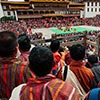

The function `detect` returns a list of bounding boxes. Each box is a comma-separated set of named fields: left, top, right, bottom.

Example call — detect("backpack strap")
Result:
left=63, top=65, right=68, bottom=81
left=88, top=88, right=100, bottom=100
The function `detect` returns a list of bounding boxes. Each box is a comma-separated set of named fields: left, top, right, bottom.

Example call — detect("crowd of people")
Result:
left=1, top=16, right=100, bottom=100
left=0, top=30, right=100, bottom=100
left=0, top=15, right=100, bottom=37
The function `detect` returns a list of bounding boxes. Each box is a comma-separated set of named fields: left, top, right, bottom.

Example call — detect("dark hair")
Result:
left=0, top=31, right=17, bottom=57
left=87, top=55, right=98, bottom=65
left=18, top=33, right=31, bottom=52
left=50, top=39, right=60, bottom=52
left=29, top=46, right=54, bottom=77
left=69, top=44, right=85, bottom=61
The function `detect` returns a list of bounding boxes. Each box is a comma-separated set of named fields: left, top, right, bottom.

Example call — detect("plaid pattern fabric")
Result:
left=70, top=60, right=94, bottom=93
left=20, top=74, right=82, bottom=100
left=0, top=57, right=32, bottom=98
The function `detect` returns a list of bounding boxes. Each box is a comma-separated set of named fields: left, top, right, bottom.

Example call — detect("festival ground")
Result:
left=33, top=25, right=100, bottom=39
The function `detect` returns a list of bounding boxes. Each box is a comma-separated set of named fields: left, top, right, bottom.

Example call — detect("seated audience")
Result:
left=10, top=46, right=82, bottom=100
left=0, top=31, right=32, bottom=99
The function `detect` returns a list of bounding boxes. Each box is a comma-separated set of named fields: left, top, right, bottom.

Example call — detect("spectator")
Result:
left=10, top=46, right=82, bottom=100
left=85, top=54, right=99, bottom=68
left=50, top=39, right=62, bottom=75
left=65, top=46, right=72, bottom=65
left=91, top=62, right=100, bottom=88
left=84, top=55, right=100, bottom=88
left=0, top=31, right=32, bottom=99
left=58, top=46, right=67, bottom=66
left=85, top=88, right=100, bottom=100
left=18, top=33, right=31, bottom=62
left=69, top=44, right=94, bottom=93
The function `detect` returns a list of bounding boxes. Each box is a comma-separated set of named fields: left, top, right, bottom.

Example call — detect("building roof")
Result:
left=69, top=2, right=84, bottom=5
left=29, top=0, right=69, bottom=3
left=81, top=0, right=100, bottom=2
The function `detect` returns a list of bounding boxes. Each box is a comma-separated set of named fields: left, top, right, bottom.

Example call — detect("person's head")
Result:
left=50, top=39, right=60, bottom=52
left=0, top=31, right=17, bottom=57
left=18, top=33, right=31, bottom=52
left=69, top=44, right=85, bottom=61
left=87, top=55, right=98, bottom=65
left=29, top=46, right=54, bottom=77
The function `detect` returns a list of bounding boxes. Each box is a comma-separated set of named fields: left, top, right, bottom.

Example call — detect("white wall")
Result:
left=80, top=10, right=84, bottom=18
left=84, top=2, right=100, bottom=18
left=0, top=3, right=4, bottom=18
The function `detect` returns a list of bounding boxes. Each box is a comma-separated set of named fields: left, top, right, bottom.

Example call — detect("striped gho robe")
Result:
left=20, top=74, right=82, bottom=100
left=0, top=57, right=32, bottom=98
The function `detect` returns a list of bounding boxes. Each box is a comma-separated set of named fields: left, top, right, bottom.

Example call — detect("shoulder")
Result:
left=85, top=88, right=100, bottom=100
left=50, top=79, right=81, bottom=99
left=83, top=66, right=94, bottom=77
left=92, top=66, right=100, bottom=71
left=48, top=78, right=77, bottom=94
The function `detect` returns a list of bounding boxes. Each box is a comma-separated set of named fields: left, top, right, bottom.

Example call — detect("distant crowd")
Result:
left=0, top=15, right=100, bottom=37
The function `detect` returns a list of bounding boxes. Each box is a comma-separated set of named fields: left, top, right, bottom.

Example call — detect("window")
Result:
left=91, top=8, right=93, bottom=12
left=87, top=2, right=89, bottom=6
left=91, top=2, right=93, bottom=6
left=95, top=2, right=97, bottom=6
left=95, top=8, right=97, bottom=12
left=13, top=11, right=15, bottom=15
left=8, top=11, right=10, bottom=15
left=87, top=8, right=89, bottom=12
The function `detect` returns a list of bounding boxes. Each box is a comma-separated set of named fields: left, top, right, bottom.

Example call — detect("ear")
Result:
left=13, top=46, right=19, bottom=57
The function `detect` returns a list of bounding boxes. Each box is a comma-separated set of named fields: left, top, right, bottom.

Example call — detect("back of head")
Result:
left=70, top=44, right=85, bottom=61
left=50, top=39, right=60, bottom=52
left=18, top=33, right=31, bottom=52
left=87, top=55, right=98, bottom=65
left=0, top=31, right=17, bottom=57
left=29, top=46, right=54, bottom=77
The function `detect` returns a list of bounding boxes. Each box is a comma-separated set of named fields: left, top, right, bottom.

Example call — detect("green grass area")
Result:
left=51, top=27, right=93, bottom=35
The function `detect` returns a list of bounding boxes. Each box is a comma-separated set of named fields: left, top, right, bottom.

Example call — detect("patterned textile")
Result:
left=52, top=52, right=62, bottom=75
left=56, top=65, right=86, bottom=100
left=0, top=57, right=32, bottom=98
left=70, top=60, right=94, bottom=93
left=52, top=52, right=61, bottom=70
left=65, top=52, right=72, bottom=65
left=20, top=74, right=82, bottom=100
left=19, top=51, right=30, bottom=62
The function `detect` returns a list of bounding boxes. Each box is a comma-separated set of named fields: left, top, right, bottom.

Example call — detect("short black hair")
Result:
left=29, top=46, right=54, bottom=77
left=18, top=33, right=31, bottom=52
left=50, top=39, right=60, bottom=52
left=0, top=31, right=17, bottom=57
left=70, top=44, right=85, bottom=61
left=87, top=55, right=98, bottom=65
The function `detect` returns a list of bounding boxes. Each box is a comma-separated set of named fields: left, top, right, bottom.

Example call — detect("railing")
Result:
left=31, top=32, right=100, bottom=55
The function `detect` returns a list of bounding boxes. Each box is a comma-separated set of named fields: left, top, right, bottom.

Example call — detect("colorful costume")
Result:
left=0, top=57, right=32, bottom=98
left=70, top=60, right=94, bottom=93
